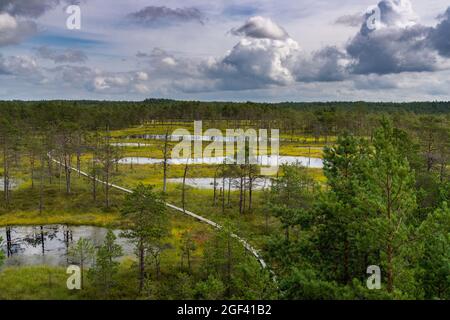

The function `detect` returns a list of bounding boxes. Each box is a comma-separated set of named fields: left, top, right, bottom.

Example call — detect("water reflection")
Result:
left=0, top=225, right=133, bottom=267
left=110, top=142, right=151, bottom=147
left=167, top=177, right=272, bottom=190
left=126, top=134, right=280, bottom=142
left=0, top=178, right=19, bottom=191
left=118, top=155, right=324, bottom=168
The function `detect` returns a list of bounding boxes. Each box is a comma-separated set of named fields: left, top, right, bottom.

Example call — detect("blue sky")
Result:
left=1, top=0, right=450, bottom=101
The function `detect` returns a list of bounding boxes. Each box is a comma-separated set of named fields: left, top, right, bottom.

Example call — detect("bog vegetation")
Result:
left=0, top=100, right=448, bottom=300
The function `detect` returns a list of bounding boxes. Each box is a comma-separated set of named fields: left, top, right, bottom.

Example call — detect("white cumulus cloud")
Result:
left=230, top=16, right=289, bottom=40
left=0, top=12, right=36, bottom=46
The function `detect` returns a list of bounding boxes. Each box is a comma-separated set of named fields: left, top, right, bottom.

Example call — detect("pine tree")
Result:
left=121, top=183, right=169, bottom=292
left=268, top=164, right=316, bottom=242
left=316, top=133, right=369, bottom=283
left=202, top=223, right=245, bottom=298
left=360, top=120, right=417, bottom=293
left=89, top=230, right=123, bottom=295
left=180, top=231, right=196, bottom=274
left=419, top=202, right=450, bottom=299
left=68, top=238, right=95, bottom=290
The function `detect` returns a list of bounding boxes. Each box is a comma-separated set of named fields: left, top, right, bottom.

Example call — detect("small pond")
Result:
left=0, top=178, right=20, bottom=191
left=125, top=134, right=280, bottom=142
left=0, top=225, right=134, bottom=267
left=167, top=177, right=272, bottom=190
left=118, top=156, right=323, bottom=168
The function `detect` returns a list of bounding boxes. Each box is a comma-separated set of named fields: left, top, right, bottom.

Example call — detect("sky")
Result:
left=0, top=0, right=450, bottom=102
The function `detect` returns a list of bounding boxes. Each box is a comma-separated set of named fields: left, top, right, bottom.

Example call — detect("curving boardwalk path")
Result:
left=48, top=154, right=272, bottom=275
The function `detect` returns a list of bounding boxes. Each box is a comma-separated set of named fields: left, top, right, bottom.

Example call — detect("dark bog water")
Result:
left=0, top=178, right=20, bottom=191
left=0, top=225, right=134, bottom=267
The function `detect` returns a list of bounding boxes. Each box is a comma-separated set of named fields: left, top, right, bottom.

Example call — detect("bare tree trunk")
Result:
left=47, top=158, right=53, bottom=184
left=242, top=176, right=246, bottom=213
left=227, top=177, right=231, bottom=206
left=3, top=142, right=10, bottom=206
left=6, top=227, right=12, bottom=257
left=213, top=170, right=218, bottom=206
left=40, top=226, right=45, bottom=255
left=76, top=134, right=81, bottom=178
left=92, top=152, right=97, bottom=202
left=182, top=160, right=188, bottom=211
left=39, top=154, right=45, bottom=214
left=248, top=168, right=254, bottom=211
left=77, top=151, right=81, bottom=178
left=162, top=131, right=169, bottom=193
left=64, top=153, right=71, bottom=194
left=58, top=156, right=62, bottom=192
left=104, top=128, right=111, bottom=208
left=239, top=175, right=244, bottom=214
left=222, top=174, right=225, bottom=214
left=105, top=164, right=110, bottom=208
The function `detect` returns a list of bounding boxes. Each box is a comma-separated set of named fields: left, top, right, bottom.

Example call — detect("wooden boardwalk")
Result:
left=49, top=154, right=272, bottom=275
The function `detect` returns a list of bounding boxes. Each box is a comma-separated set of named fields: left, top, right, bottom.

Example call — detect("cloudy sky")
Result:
left=1, top=0, right=450, bottom=102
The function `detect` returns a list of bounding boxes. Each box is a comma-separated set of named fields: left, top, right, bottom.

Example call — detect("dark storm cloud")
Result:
left=298, top=2, right=450, bottom=81
left=338, top=1, right=450, bottom=77
left=127, top=6, right=205, bottom=26
left=346, top=25, right=437, bottom=75
left=296, top=46, right=349, bottom=82
left=428, top=7, right=450, bottom=57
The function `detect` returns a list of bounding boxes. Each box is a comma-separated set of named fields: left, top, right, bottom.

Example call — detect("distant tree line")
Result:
left=0, top=99, right=448, bottom=147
